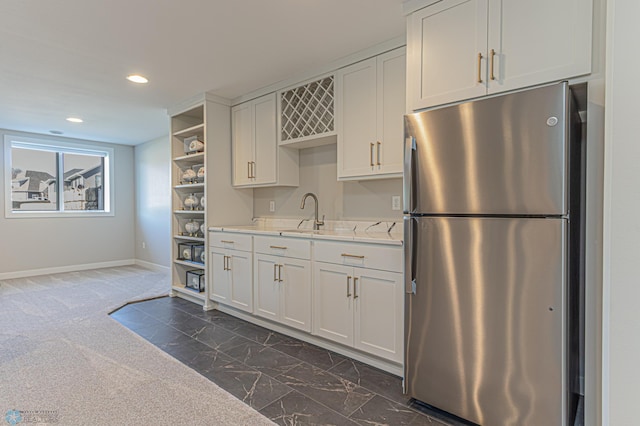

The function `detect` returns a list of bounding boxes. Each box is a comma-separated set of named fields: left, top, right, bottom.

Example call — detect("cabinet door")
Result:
left=209, top=249, right=231, bottom=304
left=228, top=250, right=253, bottom=313
left=253, top=93, right=277, bottom=185
left=280, top=258, right=311, bottom=332
left=232, top=102, right=254, bottom=186
left=254, top=254, right=280, bottom=321
left=337, top=57, right=377, bottom=179
left=487, top=0, right=592, bottom=95
left=376, top=48, right=406, bottom=176
left=312, top=262, right=354, bottom=346
left=353, top=268, right=403, bottom=363
left=407, top=0, right=488, bottom=110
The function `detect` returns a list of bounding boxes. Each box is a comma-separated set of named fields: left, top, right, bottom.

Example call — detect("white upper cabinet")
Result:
left=232, top=93, right=299, bottom=188
left=487, top=0, right=593, bottom=95
left=407, top=0, right=488, bottom=111
left=232, top=101, right=254, bottom=186
left=407, top=0, right=592, bottom=110
left=337, top=47, right=406, bottom=180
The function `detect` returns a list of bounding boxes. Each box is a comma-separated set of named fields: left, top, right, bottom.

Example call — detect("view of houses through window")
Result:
left=8, top=139, right=110, bottom=214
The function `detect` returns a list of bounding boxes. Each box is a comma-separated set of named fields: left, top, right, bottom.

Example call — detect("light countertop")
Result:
left=209, top=218, right=403, bottom=246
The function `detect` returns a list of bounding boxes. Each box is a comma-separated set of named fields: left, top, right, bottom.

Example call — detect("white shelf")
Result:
left=173, top=209, right=205, bottom=215
left=174, top=259, right=206, bottom=269
left=174, top=235, right=205, bottom=242
left=174, top=183, right=205, bottom=190
left=173, top=123, right=205, bottom=138
left=173, top=152, right=205, bottom=165
left=171, top=284, right=206, bottom=300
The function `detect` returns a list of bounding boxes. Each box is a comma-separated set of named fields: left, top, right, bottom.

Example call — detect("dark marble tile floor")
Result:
left=110, top=296, right=469, bottom=426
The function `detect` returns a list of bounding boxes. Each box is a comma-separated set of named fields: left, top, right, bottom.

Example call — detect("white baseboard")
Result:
left=0, top=259, right=136, bottom=280
left=134, top=259, right=170, bottom=273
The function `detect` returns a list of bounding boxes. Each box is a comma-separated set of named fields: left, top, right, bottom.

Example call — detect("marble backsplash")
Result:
left=250, top=217, right=403, bottom=237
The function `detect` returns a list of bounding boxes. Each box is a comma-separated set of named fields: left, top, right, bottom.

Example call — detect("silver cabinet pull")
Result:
left=353, top=277, right=359, bottom=299
left=251, top=161, right=256, bottom=179
left=370, top=143, right=374, bottom=167
left=341, top=253, right=365, bottom=259
left=347, top=276, right=352, bottom=297
left=273, top=263, right=283, bottom=282
left=223, top=255, right=230, bottom=271
left=376, top=141, right=381, bottom=166
left=477, top=52, right=483, bottom=83
left=490, top=48, right=496, bottom=81
left=270, top=245, right=287, bottom=250
left=247, top=162, right=251, bottom=179
left=220, top=240, right=234, bottom=244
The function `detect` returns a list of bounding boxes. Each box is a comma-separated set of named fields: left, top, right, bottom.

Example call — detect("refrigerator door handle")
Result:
left=403, top=136, right=417, bottom=214
left=404, top=217, right=417, bottom=294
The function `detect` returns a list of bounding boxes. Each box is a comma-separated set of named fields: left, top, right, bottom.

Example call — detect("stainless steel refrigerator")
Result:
left=403, top=82, right=584, bottom=426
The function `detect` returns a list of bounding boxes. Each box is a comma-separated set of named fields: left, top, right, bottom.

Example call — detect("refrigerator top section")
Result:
left=404, top=82, right=569, bottom=216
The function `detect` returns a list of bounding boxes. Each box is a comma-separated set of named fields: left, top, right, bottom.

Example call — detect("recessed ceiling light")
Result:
left=49, top=130, right=64, bottom=135
left=66, top=117, right=83, bottom=123
left=126, top=74, right=149, bottom=84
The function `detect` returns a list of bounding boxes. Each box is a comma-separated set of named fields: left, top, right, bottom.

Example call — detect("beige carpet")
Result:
left=0, top=265, right=274, bottom=426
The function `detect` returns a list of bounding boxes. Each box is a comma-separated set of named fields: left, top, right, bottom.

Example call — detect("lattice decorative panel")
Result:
left=280, top=76, right=334, bottom=142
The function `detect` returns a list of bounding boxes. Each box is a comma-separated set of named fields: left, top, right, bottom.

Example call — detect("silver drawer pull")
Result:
left=341, top=253, right=365, bottom=259
left=220, top=240, right=234, bottom=244
left=270, top=245, right=287, bottom=250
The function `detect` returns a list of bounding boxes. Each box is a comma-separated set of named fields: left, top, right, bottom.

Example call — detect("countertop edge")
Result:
left=209, top=226, right=403, bottom=246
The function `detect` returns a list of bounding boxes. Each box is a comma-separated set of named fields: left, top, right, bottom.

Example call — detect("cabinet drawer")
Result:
left=254, top=235, right=311, bottom=260
left=314, top=240, right=402, bottom=273
left=209, top=232, right=252, bottom=252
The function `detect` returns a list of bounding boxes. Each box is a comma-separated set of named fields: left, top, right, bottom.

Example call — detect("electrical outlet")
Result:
left=142, top=242, right=146, bottom=249
left=269, top=200, right=276, bottom=212
left=392, top=195, right=401, bottom=211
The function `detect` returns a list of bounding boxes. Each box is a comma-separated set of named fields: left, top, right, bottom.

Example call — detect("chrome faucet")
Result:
left=300, top=192, right=324, bottom=230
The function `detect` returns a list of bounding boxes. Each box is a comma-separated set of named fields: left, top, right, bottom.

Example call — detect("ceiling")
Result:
left=0, top=1, right=406, bottom=146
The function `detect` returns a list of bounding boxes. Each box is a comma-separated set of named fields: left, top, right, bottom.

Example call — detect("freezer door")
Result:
left=404, top=216, right=566, bottom=426
left=404, top=82, right=569, bottom=215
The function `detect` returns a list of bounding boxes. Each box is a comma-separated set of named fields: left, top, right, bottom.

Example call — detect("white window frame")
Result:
left=4, top=134, right=115, bottom=218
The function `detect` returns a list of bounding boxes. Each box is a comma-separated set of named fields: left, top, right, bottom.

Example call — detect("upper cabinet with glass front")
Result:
left=406, top=0, right=593, bottom=110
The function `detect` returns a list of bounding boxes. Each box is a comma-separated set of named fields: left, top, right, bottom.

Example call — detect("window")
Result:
left=4, top=135, right=113, bottom=217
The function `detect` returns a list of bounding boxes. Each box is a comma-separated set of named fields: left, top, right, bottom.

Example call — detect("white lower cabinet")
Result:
left=253, top=236, right=312, bottom=332
left=209, top=233, right=253, bottom=313
left=210, top=231, right=403, bottom=365
left=312, top=242, right=403, bottom=363
left=313, top=263, right=354, bottom=346
left=254, top=254, right=311, bottom=332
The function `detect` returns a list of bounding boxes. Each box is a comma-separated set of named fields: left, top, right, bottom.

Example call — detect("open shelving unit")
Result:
left=168, top=93, right=254, bottom=309
left=170, top=104, right=207, bottom=303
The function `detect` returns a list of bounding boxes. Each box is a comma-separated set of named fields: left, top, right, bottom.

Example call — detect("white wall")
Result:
left=0, top=129, right=135, bottom=277
left=602, top=0, right=640, bottom=424
left=254, top=144, right=403, bottom=221
left=134, top=135, right=170, bottom=269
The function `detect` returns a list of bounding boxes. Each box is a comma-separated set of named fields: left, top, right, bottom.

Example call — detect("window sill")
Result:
left=5, top=210, right=114, bottom=219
